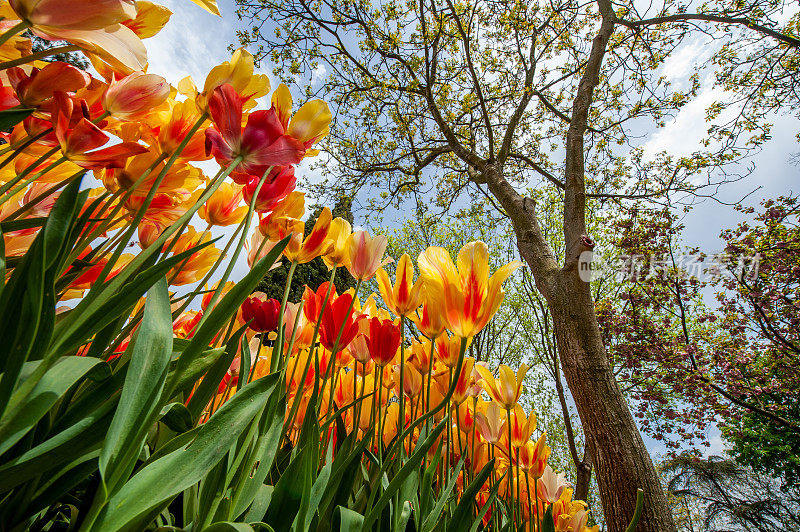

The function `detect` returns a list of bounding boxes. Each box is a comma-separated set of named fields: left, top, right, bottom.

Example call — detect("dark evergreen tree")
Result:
left=255, top=196, right=356, bottom=301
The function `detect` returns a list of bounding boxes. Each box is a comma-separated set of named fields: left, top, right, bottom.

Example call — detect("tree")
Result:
left=255, top=196, right=357, bottom=301
left=663, top=454, right=800, bottom=532
left=235, top=0, right=799, bottom=528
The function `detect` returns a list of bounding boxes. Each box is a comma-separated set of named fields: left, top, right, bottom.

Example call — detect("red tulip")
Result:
left=319, top=292, right=363, bottom=351
left=204, top=83, right=305, bottom=177
left=241, top=293, right=281, bottom=332
left=367, top=317, right=401, bottom=367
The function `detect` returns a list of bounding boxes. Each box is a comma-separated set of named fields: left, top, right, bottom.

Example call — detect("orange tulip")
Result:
left=376, top=253, right=424, bottom=317
left=259, top=190, right=305, bottom=237
left=393, top=362, right=422, bottom=399
left=122, top=1, right=171, bottom=38
left=103, top=71, right=170, bottom=120
left=9, top=0, right=147, bottom=73
left=167, top=227, right=220, bottom=285
left=346, top=230, right=391, bottom=281
left=157, top=98, right=210, bottom=161
left=435, top=333, right=470, bottom=368
left=417, top=241, right=521, bottom=338
left=198, top=182, right=247, bottom=226
left=435, top=356, right=475, bottom=405
left=475, top=363, right=529, bottom=410
left=7, top=62, right=90, bottom=108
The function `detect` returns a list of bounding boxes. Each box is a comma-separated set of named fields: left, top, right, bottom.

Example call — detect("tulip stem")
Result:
left=398, top=315, right=406, bottom=462
left=198, top=165, right=272, bottom=331
left=0, top=21, right=28, bottom=47
left=321, top=278, right=361, bottom=421
left=91, top=113, right=211, bottom=288
left=506, top=407, right=515, bottom=528
left=271, top=260, right=298, bottom=373
left=525, top=469, right=534, bottom=532
left=281, top=268, right=336, bottom=443
left=0, top=44, right=81, bottom=70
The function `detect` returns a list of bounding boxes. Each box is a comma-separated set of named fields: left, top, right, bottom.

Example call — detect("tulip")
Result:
left=474, top=401, right=506, bottom=444
left=259, top=190, right=305, bottom=236
left=172, top=310, right=202, bottom=339
left=157, top=98, right=210, bottom=161
left=9, top=0, right=136, bottom=30
left=435, top=356, right=475, bottom=405
left=346, top=230, right=391, bottom=281
left=435, top=333, right=470, bottom=368
left=412, top=301, right=446, bottom=339
left=349, top=334, right=371, bottom=364
left=200, top=48, right=269, bottom=104
left=198, top=182, right=247, bottom=226
left=507, top=404, right=537, bottom=448
left=204, top=84, right=305, bottom=175
left=241, top=293, right=281, bottom=332
left=475, top=363, right=529, bottom=410
left=270, top=83, right=331, bottom=153
left=393, top=362, right=422, bottom=399
left=7, top=62, right=90, bottom=108
left=245, top=230, right=279, bottom=268
left=537, top=465, right=569, bottom=503
left=103, top=71, right=170, bottom=120
left=319, top=292, right=363, bottom=351
left=9, top=0, right=147, bottom=73
left=166, top=227, right=220, bottom=285
left=321, top=216, right=352, bottom=269
left=366, top=316, right=401, bottom=367
left=302, top=282, right=334, bottom=324
left=519, top=433, right=550, bottom=478
left=122, top=0, right=171, bottom=38
left=241, top=165, right=297, bottom=213
left=418, top=241, right=522, bottom=338
left=281, top=207, right=334, bottom=264
left=53, top=92, right=147, bottom=169
left=376, top=253, right=424, bottom=317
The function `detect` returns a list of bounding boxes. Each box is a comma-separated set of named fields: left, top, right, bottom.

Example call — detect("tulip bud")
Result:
left=103, top=71, right=170, bottom=120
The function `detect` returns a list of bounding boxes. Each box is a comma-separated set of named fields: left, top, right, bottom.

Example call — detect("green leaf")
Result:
left=0, top=176, right=82, bottom=418
left=361, top=419, right=446, bottom=531
left=98, top=277, right=173, bottom=497
left=88, top=373, right=281, bottom=532
left=448, top=458, right=496, bottom=532
left=186, top=326, right=245, bottom=421
left=166, top=346, right=226, bottom=398
left=0, top=108, right=34, bottom=130
left=0, top=355, right=101, bottom=456
left=0, top=217, right=47, bottom=233
left=420, top=456, right=463, bottom=532
left=333, top=506, right=364, bottom=532
left=159, top=402, right=193, bottom=433
left=202, top=523, right=256, bottom=532
left=169, top=236, right=288, bottom=392
left=262, top=442, right=312, bottom=532
left=541, top=505, right=555, bottom=532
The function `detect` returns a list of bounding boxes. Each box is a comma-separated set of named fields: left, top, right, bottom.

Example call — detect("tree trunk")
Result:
left=574, top=452, right=593, bottom=502
left=482, top=166, right=677, bottom=530
left=549, top=271, right=676, bottom=531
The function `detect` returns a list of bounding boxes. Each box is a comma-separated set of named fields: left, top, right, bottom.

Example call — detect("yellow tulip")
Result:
left=475, top=363, right=529, bottom=410
left=376, top=253, right=424, bottom=317
left=418, top=241, right=521, bottom=338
